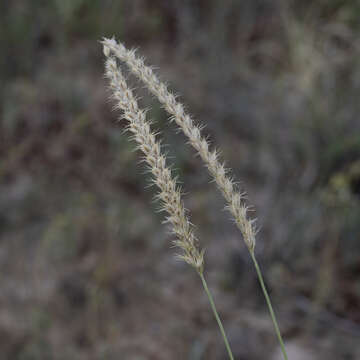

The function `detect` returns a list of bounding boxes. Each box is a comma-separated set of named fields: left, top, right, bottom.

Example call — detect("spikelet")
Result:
left=104, top=53, right=204, bottom=273
left=102, top=37, right=256, bottom=252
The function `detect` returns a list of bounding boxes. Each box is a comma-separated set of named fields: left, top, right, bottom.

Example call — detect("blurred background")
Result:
left=1, top=1, right=360, bottom=359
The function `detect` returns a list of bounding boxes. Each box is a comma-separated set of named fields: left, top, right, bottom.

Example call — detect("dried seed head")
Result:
left=102, top=37, right=257, bottom=253
left=104, top=54, right=204, bottom=272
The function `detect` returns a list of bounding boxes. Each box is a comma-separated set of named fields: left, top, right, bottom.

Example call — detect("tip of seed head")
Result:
left=102, top=37, right=117, bottom=57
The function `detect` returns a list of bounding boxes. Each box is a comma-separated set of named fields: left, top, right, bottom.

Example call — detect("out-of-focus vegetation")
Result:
left=0, top=1, right=360, bottom=359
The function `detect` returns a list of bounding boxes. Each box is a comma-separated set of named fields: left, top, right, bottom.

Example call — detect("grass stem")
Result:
left=199, top=272, right=234, bottom=360
left=250, top=251, right=288, bottom=360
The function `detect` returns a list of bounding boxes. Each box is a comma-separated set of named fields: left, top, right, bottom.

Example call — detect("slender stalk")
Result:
left=250, top=251, right=288, bottom=360
left=199, top=272, right=234, bottom=360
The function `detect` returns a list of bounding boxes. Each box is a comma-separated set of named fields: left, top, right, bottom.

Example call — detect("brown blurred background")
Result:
left=1, top=1, right=360, bottom=359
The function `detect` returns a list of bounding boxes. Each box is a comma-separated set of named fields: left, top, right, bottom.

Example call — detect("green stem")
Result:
left=250, top=251, right=288, bottom=360
left=199, top=272, right=234, bottom=360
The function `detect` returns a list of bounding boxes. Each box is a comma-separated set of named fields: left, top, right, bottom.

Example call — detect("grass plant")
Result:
left=103, top=38, right=288, bottom=360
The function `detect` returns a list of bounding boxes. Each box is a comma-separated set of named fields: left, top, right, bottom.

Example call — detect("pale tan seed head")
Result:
left=102, top=38, right=256, bottom=252
left=104, top=52, right=204, bottom=272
